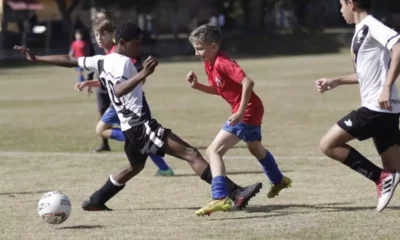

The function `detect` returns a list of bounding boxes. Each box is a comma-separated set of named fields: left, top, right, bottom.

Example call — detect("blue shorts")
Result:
left=76, top=67, right=84, bottom=72
left=101, top=106, right=120, bottom=125
left=222, top=122, right=262, bottom=142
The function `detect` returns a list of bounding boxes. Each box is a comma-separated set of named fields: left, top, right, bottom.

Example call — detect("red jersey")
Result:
left=204, top=52, right=264, bottom=126
left=106, top=45, right=137, bottom=64
left=70, top=40, right=87, bottom=58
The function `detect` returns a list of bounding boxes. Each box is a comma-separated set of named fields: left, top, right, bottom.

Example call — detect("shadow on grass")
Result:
left=58, top=225, right=105, bottom=230
left=0, top=190, right=49, bottom=196
left=245, top=202, right=400, bottom=214
left=173, top=170, right=292, bottom=177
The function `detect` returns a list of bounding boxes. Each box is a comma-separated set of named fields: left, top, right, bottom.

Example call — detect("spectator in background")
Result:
left=69, top=29, right=88, bottom=83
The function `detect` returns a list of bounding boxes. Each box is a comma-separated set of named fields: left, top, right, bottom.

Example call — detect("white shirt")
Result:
left=78, top=53, right=152, bottom=131
left=351, top=15, right=400, bottom=113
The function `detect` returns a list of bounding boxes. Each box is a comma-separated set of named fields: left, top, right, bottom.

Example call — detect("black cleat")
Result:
left=231, top=182, right=263, bottom=210
left=82, top=198, right=112, bottom=211
left=93, top=143, right=111, bottom=153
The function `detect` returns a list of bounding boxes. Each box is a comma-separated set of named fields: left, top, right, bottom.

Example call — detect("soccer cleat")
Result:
left=155, top=168, right=175, bottom=177
left=81, top=198, right=112, bottom=211
left=267, top=176, right=292, bottom=198
left=376, top=171, right=400, bottom=212
left=231, top=182, right=263, bottom=209
left=93, top=143, right=111, bottom=153
left=195, top=197, right=232, bottom=216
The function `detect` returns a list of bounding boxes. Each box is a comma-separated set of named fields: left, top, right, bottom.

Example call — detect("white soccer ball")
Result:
left=38, top=191, right=71, bottom=224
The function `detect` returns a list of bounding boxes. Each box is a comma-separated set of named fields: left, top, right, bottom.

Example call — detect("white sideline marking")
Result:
left=0, top=151, right=381, bottom=160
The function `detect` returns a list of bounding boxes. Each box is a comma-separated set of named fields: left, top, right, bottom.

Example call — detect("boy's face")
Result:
left=75, top=32, right=82, bottom=40
left=340, top=0, right=355, bottom=24
left=119, top=36, right=142, bottom=59
left=192, top=41, right=218, bottom=62
left=94, top=30, right=114, bottom=49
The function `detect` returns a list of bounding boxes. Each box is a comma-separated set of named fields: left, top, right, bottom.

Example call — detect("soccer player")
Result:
left=14, top=21, right=262, bottom=212
left=315, top=0, right=400, bottom=212
left=186, top=24, right=292, bottom=216
left=69, top=29, right=87, bottom=83
left=77, top=19, right=174, bottom=176
left=89, top=9, right=112, bottom=153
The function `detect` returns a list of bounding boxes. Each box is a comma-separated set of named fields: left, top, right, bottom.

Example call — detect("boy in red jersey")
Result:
left=69, top=29, right=88, bottom=83
left=186, top=24, right=292, bottom=216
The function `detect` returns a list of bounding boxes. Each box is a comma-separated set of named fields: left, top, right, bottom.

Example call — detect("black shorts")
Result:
left=96, top=88, right=110, bottom=115
left=123, top=119, right=171, bottom=166
left=337, top=107, right=400, bottom=154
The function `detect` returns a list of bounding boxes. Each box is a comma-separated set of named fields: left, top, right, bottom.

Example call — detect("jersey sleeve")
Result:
left=77, top=55, right=103, bottom=72
left=370, top=23, right=400, bottom=51
left=112, top=58, right=136, bottom=85
left=216, top=59, right=246, bottom=83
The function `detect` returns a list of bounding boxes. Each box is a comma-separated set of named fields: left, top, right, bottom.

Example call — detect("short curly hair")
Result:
left=114, top=21, right=143, bottom=43
left=189, top=24, right=222, bottom=45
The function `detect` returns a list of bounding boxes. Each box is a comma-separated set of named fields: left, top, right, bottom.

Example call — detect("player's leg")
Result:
left=160, top=125, right=262, bottom=212
left=93, top=89, right=111, bottom=152
left=196, top=130, right=241, bottom=216
left=372, top=116, right=400, bottom=212
left=320, top=108, right=399, bottom=212
left=76, top=67, right=85, bottom=83
left=82, top=129, right=147, bottom=211
left=97, top=107, right=125, bottom=141
left=151, top=155, right=174, bottom=176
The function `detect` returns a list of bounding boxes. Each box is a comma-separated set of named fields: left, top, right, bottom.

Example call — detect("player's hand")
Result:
left=228, top=112, right=244, bottom=126
left=379, top=86, right=392, bottom=111
left=13, top=45, right=37, bottom=61
left=143, top=56, right=158, bottom=76
left=315, top=78, right=338, bottom=94
left=74, top=82, right=87, bottom=92
left=186, top=71, right=199, bottom=88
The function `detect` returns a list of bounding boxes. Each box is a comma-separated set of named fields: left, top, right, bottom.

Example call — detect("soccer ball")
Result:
left=38, top=191, right=71, bottom=224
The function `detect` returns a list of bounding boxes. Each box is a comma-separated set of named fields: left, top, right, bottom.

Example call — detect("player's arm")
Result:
left=380, top=42, right=400, bottom=110
left=370, top=24, right=400, bottom=110
left=315, top=74, right=358, bottom=94
left=332, top=74, right=358, bottom=85
left=36, top=55, right=78, bottom=68
left=114, top=57, right=158, bottom=98
left=79, top=80, right=101, bottom=88
left=14, top=45, right=78, bottom=68
left=186, top=71, right=219, bottom=95
left=237, top=76, right=254, bottom=115
left=75, top=80, right=101, bottom=93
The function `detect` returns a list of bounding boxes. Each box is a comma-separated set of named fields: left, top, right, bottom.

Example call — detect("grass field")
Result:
left=1, top=53, right=400, bottom=240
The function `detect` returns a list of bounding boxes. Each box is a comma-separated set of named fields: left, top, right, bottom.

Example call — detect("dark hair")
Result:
left=346, top=0, right=371, bottom=11
left=93, top=19, right=115, bottom=33
left=74, top=29, right=83, bottom=35
left=189, top=24, right=222, bottom=45
left=114, top=21, right=143, bottom=43
left=96, top=8, right=112, bottom=20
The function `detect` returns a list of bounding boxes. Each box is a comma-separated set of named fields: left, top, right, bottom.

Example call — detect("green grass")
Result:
left=0, top=53, right=399, bottom=240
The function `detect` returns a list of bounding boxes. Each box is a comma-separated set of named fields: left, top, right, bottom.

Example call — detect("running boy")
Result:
left=315, top=0, right=400, bottom=212
left=186, top=24, right=292, bottom=216
left=77, top=19, right=174, bottom=176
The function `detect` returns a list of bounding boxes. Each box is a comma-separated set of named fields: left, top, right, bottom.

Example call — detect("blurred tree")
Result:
left=54, top=0, right=82, bottom=43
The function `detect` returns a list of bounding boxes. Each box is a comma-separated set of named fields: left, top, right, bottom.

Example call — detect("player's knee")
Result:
left=95, top=122, right=104, bottom=136
left=206, top=145, right=222, bottom=159
left=319, top=137, right=334, bottom=157
left=185, top=147, right=203, bottom=162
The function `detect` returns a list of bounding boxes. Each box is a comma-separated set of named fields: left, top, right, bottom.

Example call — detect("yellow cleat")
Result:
left=195, top=197, right=232, bottom=216
left=267, top=176, right=292, bottom=198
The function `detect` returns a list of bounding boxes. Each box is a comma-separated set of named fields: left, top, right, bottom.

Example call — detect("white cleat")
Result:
left=376, top=171, right=400, bottom=212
